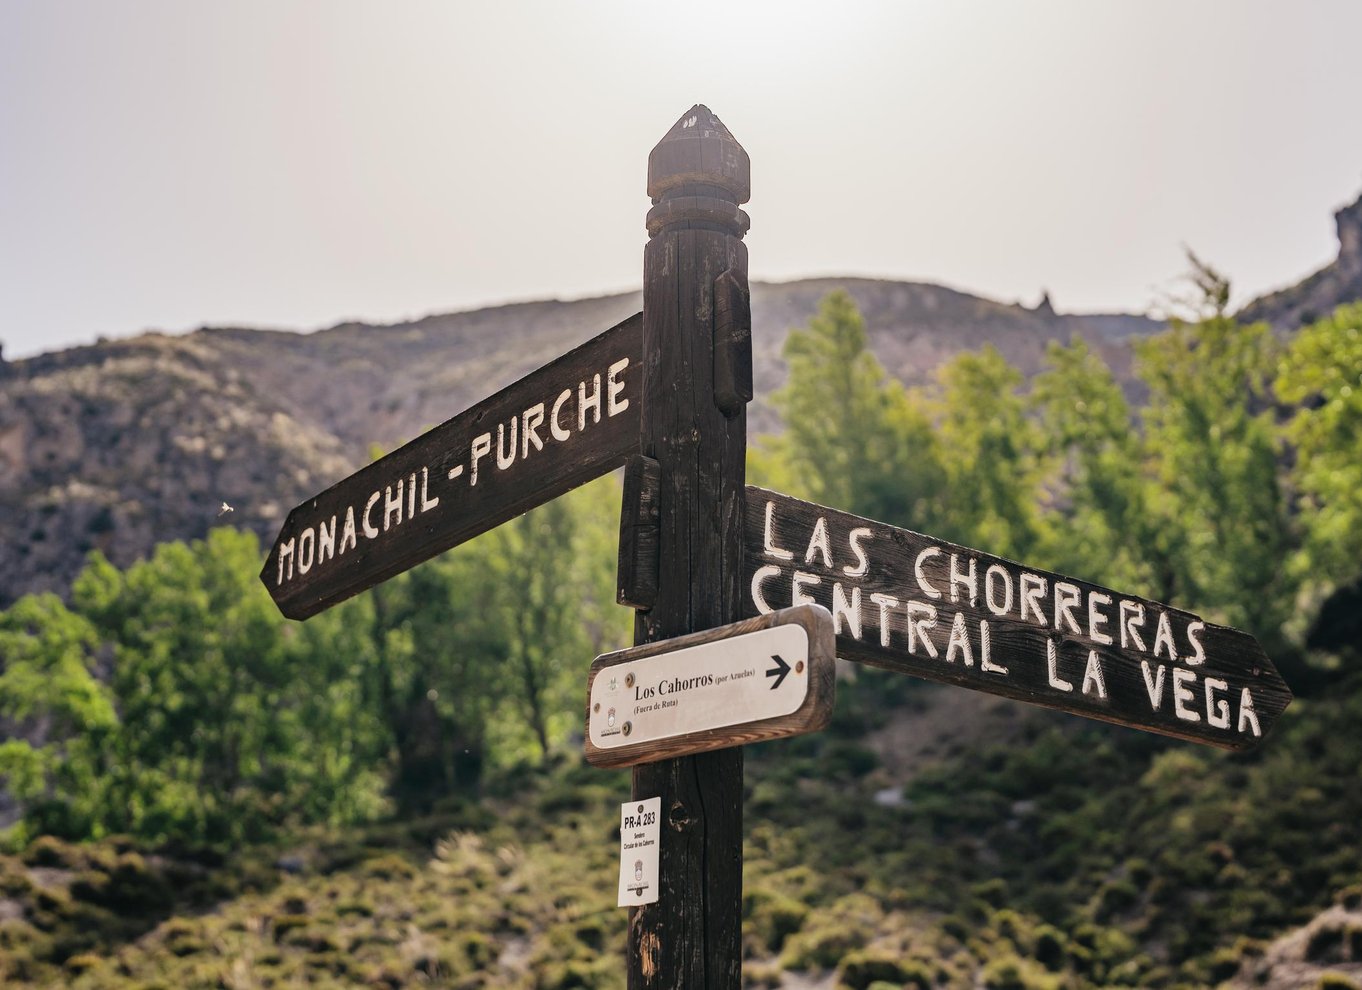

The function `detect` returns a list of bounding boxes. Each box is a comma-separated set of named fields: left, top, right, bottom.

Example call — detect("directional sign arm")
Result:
left=585, top=605, right=835, bottom=769
left=260, top=313, right=643, bottom=620
left=743, top=486, right=1292, bottom=749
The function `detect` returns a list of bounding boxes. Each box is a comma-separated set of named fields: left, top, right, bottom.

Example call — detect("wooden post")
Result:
left=629, top=106, right=751, bottom=989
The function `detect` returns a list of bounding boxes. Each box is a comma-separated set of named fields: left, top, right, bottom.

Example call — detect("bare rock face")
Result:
left=12, top=175, right=1362, bottom=614
left=0, top=278, right=1166, bottom=607
left=0, top=334, right=351, bottom=602
left=1341, top=195, right=1362, bottom=275
left=1228, top=899, right=1362, bottom=989
left=1238, top=189, right=1362, bottom=331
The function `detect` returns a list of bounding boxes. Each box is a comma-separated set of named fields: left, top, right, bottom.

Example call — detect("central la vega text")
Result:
left=748, top=500, right=1262, bottom=738
left=274, top=356, right=631, bottom=587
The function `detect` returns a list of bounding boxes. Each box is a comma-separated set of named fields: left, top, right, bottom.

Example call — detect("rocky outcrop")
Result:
left=0, top=278, right=1166, bottom=607
left=1229, top=897, right=1362, bottom=989
left=0, top=334, right=351, bottom=602
left=1238, top=190, right=1362, bottom=330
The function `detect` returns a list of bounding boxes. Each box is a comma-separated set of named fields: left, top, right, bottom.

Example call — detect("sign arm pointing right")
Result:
left=766, top=654, right=791, bottom=690
left=743, top=486, right=1291, bottom=750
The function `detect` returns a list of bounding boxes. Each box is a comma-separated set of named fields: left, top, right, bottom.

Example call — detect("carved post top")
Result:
left=646, top=105, right=751, bottom=239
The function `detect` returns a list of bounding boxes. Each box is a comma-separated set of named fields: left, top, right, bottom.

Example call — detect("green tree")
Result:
left=933, top=346, right=1048, bottom=562
left=358, top=546, right=504, bottom=809
left=1135, top=300, right=1295, bottom=648
left=351, top=475, right=628, bottom=808
left=64, top=528, right=384, bottom=843
left=488, top=479, right=629, bottom=759
left=1030, top=337, right=1154, bottom=591
left=767, top=289, right=946, bottom=530
left=0, top=594, right=115, bottom=842
left=1275, top=302, right=1362, bottom=667
left=1276, top=301, right=1362, bottom=588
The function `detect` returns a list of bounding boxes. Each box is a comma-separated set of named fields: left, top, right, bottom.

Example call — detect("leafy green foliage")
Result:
left=933, top=345, right=1048, bottom=560
left=1029, top=337, right=1152, bottom=592
left=1276, top=302, right=1362, bottom=588
left=0, top=478, right=626, bottom=844
left=767, top=289, right=947, bottom=531
left=1135, top=312, right=1295, bottom=645
left=1, top=283, right=1359, bottom=988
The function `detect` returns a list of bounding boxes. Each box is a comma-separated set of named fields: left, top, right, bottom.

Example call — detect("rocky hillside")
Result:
left=1238, top=189, right=1362, bottom=330
left=0, top=334, right=352, bottom=603
left=2, top=185, right=1359, bottom=607
left=0, top=280, right=1163, bottom=607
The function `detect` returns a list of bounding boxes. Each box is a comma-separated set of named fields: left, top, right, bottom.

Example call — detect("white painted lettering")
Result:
left=1082, top=650, right=1107, bottom=699
left=750, top=565, right=780, bottom=614
left=1141, top=661, right=1166, bottom=710
left=363, top=492, right=381, bottom=539
left=1088, top=592, right=1113, bottom=645
left=804, top=517, right=832, bottom=567
left=831, top=582, right=862, bottom=640
left=1153, top=611, right=1177, bottom=661
left=406, top=472, right=416, bottom=521
left=297, top=527, right=315, bottom=574
left=1120, top=600, right=1147, bottom=652
left=945, top=611, right=974, bottom=666
left=762, top=501, right=794, bottom=561
left=383, top=480, right=404, bottom=532
left=1172, top=668, right=1200, bottom=722
left=792, top=571, right=821, bottom=607
left=317, top=516, right=336, bottom=565
left=1186, top=620, right=1206, bottom=666
left=607, top=358, right=630, bottom=416
left=980, top=620, right=1007, bottom=675
left=522, top=403, right=545, bottom=458
left=985, top=564, right=1013, bottom=617
left=1047, top=639, right=1074, bottom=692
left=276, top=537, right=295, bottom=586
left=1054, top=582, right=1082, bottom=635
left=470, top=433, right=493, bottom=485
left=340, top=506, right=358, bottom=554
left=949, top=554, right=978, bottom=607
left=1205, top=677, right=1230, bottom=729
left=578, top=374, right=602, bottom=431
left=550, top=389, right=572, bottom=441
left=419, top=467, right=439, bottom=512
left=497, top=419, right=518, bottom=470
left=915, top=547, right=943, bottom=600
left=1238, top=689, right=1261, bottom=737
left=844, top=528, right=871, bottom=577
left=870, top=592, right=899, bottom=647
left=1020, top=573, right=1048, bottom=625
left=905, top=601, right=939, bottom=658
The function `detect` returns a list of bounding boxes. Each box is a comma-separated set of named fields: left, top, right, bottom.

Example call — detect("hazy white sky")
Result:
left=3, top=1, right=1361, bottom=358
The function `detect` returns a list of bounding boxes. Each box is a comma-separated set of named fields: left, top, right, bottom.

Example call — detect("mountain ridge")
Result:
left=2, top=188, right=1359, bottom=607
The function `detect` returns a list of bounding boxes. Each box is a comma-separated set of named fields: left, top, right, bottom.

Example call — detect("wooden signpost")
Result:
left=585, top=604, right=835, bottom=769
left=260, top=104, right=1292, bottom=990
left=743, top=487, right=1292, bottom=748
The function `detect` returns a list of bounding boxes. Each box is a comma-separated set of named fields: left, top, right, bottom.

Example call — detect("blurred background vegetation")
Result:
left=0, top=273, right=1360, bottom=988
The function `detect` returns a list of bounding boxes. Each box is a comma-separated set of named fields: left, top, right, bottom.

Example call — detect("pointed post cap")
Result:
left=648, top=105, right=750, bottom=204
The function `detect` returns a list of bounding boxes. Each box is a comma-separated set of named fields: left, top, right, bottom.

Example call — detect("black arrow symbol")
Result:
left=766, top=654, right=791, bottom=690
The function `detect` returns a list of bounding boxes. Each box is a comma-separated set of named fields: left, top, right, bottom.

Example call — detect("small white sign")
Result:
left=590, top=622, right=810, bottom=750
left=618, top=797, right=661, bottom=907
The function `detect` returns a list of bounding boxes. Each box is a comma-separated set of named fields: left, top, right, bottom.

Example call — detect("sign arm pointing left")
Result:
left=261, top=312, right=643, bottom=620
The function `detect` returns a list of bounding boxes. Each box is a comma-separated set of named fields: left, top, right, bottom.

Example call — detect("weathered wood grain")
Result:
left=260, top=313, right=642, bottom=620
left=584, top=605, right=835, bottom=768
left=629, top=105, right=751, bottom=990
left=617, top=455, right=662, bottom=610
left=743, top=486, right=1292, bottom=750
left=712, top=267, right=752, bottom=417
